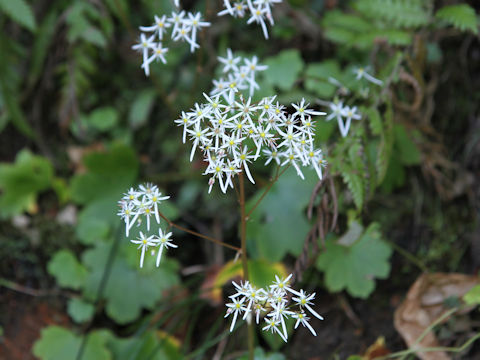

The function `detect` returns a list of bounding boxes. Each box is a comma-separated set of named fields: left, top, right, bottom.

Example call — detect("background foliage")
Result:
left=1, top=0, right=479, bottom=359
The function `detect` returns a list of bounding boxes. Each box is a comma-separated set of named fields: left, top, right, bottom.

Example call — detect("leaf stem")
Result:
left=238, top=171, right=254, bottom=360
left=158, top=211, right=240, bottom=252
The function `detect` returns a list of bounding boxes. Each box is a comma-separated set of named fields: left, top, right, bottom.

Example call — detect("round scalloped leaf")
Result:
left=47, top=250, right=87, bottom=290
left=67, top=298, right=95, bottom=323
left=33, top=326, right=111, bottom=360
left=317, top=223, right=392, bottom=298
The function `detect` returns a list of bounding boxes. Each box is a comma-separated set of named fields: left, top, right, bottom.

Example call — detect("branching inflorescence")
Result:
left=324, top=67, right=383, bottom=137
left=132, top=2, right=210, bottom=75
left=175, top=50, right=327, bottom=193
left=225, top=274, right=324, bottom=341
left=218, top=0, right=283, bottom=39
left=117, top=183, right=176, bottom=268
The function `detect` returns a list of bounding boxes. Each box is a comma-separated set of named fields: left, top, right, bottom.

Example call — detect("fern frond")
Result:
left=341, top=168, right=364, bottom=210
left=354, top=0, right=432, bottom=28
left=435, top=4, right=478, bottom=34
left=376, top=104, right=394, bottom=184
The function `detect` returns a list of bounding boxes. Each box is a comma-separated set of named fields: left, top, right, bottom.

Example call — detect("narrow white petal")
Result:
left=156, top=245, right=164, bottom=267
left=140, top=246, right=146, bottom=268
left=230, top=310, right=238, bottom=332
left=305, top=319, right=317, bottom=336
left=305, top=304, right=324, bottom=320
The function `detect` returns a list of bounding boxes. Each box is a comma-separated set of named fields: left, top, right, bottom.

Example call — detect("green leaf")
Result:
left=86, top=107, right=119, bottom=132
left=47, top=250, right=87, bottom=290
left=67, top=298, right=95, bottom=323
left=129, top=89, right=156, bottom=129
left=33, top=326, right=111, bottom=360
left=246, top=167, right=318, bottom=262
left=317, top=223, right=392, bottom=298
left=0, top=78, right=35, bottom=138
left=376, top=103, right=394, bottom=184
left=70, top=144, right=138, bottom=243
left=263, top=49, right=304, bottom=91
left=436, top=4, right=478, bottom=34
left=107, top=330, right=182, bottom=360
left=0, top=0, right=36, bottom=31
left=341, top=169, right=364, bottom=210
left=354, top=0, right=431, bottom=28
left=82, top=242, right=179, bottom=324
left=237, top=347, right=286, bottom=360
left=304, top=60, right=342, bottom=98
left=28, top=10, right=58, bottom=86
left=0, top=150, right=53, bottom=218
left=394, top=124, right=421, bottom=165
left=214, top=259, right=287, bottom=295
left=464, top=285, right=480, bottom=306
left=365, top=107, right=383, bottom=136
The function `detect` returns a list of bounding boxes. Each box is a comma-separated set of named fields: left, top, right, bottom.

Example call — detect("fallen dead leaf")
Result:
left=364, top=336, right=390, bottom=359
left=394, top=273, right=478, bottom=360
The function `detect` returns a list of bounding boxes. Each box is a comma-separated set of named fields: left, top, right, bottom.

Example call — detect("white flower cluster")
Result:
left=324, top=67, right=382, bottom=137
left=325, top=101, right=362, bottom=138
left=218, top=0, right=282, bottom=39
left=225, top=274, right=324, bottom=341
left=174, top=93, right=327, bottom=193
left=212, top=49, right=268, bottom=100
left=117, top=183, right=176, bottom=268
left=132, top=8, right=210, bottom=76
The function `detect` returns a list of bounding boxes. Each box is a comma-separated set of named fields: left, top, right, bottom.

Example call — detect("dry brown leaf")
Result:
left=364, top=336, right=391, bottom=359
left=394, top=273, right=478, bottom=360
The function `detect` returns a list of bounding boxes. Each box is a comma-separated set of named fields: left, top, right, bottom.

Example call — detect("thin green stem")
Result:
left=239, top=171, right=249, bottom=280
left=158, top=211, right=240, bottom=252
left=245, top=165, right=290, bottom=219
left=386, top=239, right=429, bottom=273
left=238, top=171, right=254, bottom=360
left=376, top=332, right=480, bottom=360
left=398, top=307, right=459, bottom=360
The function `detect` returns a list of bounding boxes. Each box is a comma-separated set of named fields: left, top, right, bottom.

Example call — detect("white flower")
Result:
left=143, top=43, right=169, bottom=70
left=185, top=12, right=211, bottom=53
left=292, top=289, right=324, bottom=320
left=340, top=106, right=361, bottom=137
left=268, top=300, right=295, bottom=339
left=246, top=4, right=269, bottom=39
left=130, top=232, right=156, bottom=268
left=292, top=312, right=317, bottom=336
left=354, top=67, right=383, bottom=86
left=146, top=188, right=170, bottom=224
left=262, top=318, right=287, bottom=342
left=218, top=48, right=242, bottom=73
left=140, top=15, right=171, bottom=40
left=131, top=33, right=156, bottom=76
left=270, top=274, right=300, bottom=295
left=225, top=297, right=247, bottom=332
left=224, top=274, right=323, bottom=341
left=153, top=228, right=176, bottom=266
left=118, top=201, right=135, bottom=236
left=292, top=98, right=326, bottom=121
left=133, top=9, right=209, bottom=75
